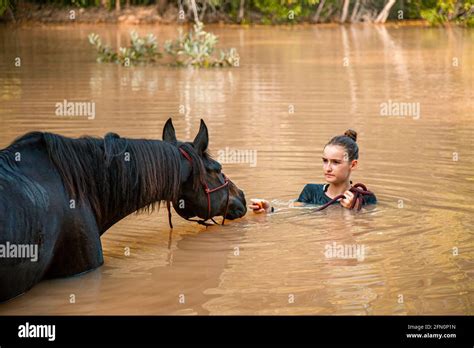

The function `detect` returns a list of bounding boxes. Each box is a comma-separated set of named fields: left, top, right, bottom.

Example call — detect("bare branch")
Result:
left=312, top=0, right=326, bottom=23
left=375, top=0, right=396, bottom=23
left=340, top=0, right=350, bottom=23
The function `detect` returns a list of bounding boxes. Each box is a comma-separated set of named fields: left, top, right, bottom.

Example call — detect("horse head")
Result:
left=162, top=118, right=247, bottom=224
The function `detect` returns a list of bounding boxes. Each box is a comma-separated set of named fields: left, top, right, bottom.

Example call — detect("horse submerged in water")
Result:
left=0, top=118, right=247, bottom=302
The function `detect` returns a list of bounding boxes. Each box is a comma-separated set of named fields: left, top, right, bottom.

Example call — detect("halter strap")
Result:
left=167, top=146, right=230, bottom=228
left=178, top=147, right=192, bottom=163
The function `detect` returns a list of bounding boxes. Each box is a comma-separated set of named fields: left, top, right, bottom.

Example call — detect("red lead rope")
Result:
left=315, top=183, right=374, bottom=212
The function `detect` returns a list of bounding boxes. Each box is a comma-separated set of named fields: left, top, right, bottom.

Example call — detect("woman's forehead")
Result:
left=323, top=145, right=346, bottom=159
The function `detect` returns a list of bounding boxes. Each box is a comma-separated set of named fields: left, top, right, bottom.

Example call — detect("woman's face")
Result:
left=322, top=145, right=358, bottom=184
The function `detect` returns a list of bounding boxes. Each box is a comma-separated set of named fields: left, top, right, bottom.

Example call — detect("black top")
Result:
left=296, top=184, right=377, bottom=206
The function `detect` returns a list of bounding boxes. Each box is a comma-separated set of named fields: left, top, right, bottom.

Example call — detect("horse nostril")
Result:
left=239, top=190, right=246, bottom=204
left=237, top=202, right=247, bottom=215
left=226, top=197, right=247, bottom=219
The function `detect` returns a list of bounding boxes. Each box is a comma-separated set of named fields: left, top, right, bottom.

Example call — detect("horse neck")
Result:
left=42, top=133, right=182, bottom=234
left=98, top=138, right=183, bottom=233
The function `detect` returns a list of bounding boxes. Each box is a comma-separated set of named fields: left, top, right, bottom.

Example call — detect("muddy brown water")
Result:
left=0, top=24, right=472, bottom=314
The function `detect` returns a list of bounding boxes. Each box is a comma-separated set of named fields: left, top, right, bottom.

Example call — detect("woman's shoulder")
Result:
left=297, top=183, right=330, bottom=204
left=301, top=183, right=326, bottom=193
left=363, top=191, right=377, bottom=204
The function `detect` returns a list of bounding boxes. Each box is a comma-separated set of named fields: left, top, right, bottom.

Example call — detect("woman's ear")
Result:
left=350, top=160, right=358, bottom=170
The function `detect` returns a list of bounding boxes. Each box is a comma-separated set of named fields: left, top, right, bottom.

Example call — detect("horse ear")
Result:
left=104, top=132, right=120, bottom=140
left=193, top=119, right=208, bottom=153
left=103, top=132, right=121, bottom=166
left=162, top=118, right=177, bottom=144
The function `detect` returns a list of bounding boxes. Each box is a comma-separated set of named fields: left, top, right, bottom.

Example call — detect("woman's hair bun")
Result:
left=344, top=129, right=357, bottom=142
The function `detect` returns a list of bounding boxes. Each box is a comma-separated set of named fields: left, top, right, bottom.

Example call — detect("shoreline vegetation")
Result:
left=85, top=1, right=240, bottom=67
left=1, top=0, right=473, bottom=27
left=88, top=22, right=240, bottom=66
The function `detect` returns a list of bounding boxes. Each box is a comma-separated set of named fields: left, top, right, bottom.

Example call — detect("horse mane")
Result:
left=0, top=132, right=50, bottom=239
left=5, top=132, right=208, bottom=224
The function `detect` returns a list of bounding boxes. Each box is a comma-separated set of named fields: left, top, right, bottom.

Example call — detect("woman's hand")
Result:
left=339, top=190, right=355, bottom=209
left=249, top=199, right=271, bottom=213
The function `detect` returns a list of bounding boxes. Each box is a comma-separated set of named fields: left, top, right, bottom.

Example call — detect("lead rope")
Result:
left=315, top=183, right=374, bottom=212
left=167, top=202, right=210, bottom=229
left=166, top=200, right=173, bottom=229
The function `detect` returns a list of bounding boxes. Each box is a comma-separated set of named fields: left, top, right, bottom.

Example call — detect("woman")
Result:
left=249, top=129, right=377, bottom=213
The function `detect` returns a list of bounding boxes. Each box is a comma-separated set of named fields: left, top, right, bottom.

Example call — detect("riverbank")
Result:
left=2, top=3, right=179, bottom=24
left=0, top=2, right=437, bottom=27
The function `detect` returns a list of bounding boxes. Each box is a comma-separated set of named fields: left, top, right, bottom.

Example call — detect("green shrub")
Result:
left=88, top=31, right=161, bottom=65
left=420, top=0, right=474, bottom=26
left=251, top=0, right=319, bottom=23
left=0, top=0, right=12, bottom=16
left=163, top=22, right=239, bottom=67
left=89, top=24, right=239, bottom=67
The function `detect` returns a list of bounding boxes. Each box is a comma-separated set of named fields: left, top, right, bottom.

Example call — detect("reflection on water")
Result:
left=0, top=24, right=472, bottom=314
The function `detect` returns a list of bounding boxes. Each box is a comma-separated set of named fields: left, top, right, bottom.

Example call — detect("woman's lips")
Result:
left=325, top=174, right=335, bottom=177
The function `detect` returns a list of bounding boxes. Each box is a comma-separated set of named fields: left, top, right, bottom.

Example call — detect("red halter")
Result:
left=166, top=147, right=230, bottom=228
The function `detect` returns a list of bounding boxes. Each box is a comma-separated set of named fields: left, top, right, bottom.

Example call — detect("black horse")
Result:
left=0, top=118, right=246, bottom=302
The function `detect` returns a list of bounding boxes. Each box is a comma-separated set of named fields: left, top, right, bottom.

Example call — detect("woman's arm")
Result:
left=249, top=199, right=306, bottom=213
left=249, top=199, right=273, bottom=213
left=249, top=184, right=315, bottom=213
